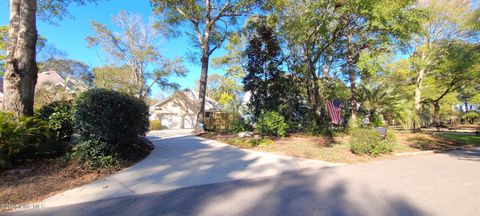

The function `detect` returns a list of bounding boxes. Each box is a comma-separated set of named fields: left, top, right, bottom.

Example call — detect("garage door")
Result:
left=161, top=114, right=182, bottom=129
left=183, top=115, right=196, bottom=129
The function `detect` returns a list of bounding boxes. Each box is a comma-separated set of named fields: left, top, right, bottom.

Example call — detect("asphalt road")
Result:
left=7, top=134, right=480, bottom=216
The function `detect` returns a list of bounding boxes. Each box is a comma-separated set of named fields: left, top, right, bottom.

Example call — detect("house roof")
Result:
left=0, top=72, right=66, bottom=94
left=36, top=71, right=90, bottom=92
left=37, top=71, right=65, bottom=88
left=153, top=89, right=223, bottom=113
left=0, top=72, right=88, bottom=100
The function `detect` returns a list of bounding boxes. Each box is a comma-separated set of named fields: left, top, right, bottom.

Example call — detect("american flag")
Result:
left=327, top=99, right=342, bottom=124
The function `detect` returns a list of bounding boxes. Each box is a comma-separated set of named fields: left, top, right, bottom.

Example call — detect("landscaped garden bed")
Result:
left=0, top=159, right=122, bottom=208
left=200, top=131, right=395, bottom=163
left=0, top=89, right=153, bottom=211
left=200, top=129, right=478, bottom=164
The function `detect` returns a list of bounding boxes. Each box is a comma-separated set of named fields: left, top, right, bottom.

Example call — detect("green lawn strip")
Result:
left=439, top=133, right=480, bottom=145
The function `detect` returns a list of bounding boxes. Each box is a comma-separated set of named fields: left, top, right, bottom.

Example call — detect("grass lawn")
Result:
left=439, top=133, right=480, bottom=145
left=395, top=130, right=479, bottom=150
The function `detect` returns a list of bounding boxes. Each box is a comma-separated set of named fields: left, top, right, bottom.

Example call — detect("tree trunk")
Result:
left=413, top=44, right=429, bottom=132
left=413, top=68, right=425, bottom=132
left=345, top=32, right=358, bottom=128
left=432, top=101, right=440, bottom=128
left=195, top=51, right=209, bottom=132
left=347, top=53, right=358, bottom=127
left=2, top=0, right=38, bottom=116
left=308, top=61, right=323, bottom=128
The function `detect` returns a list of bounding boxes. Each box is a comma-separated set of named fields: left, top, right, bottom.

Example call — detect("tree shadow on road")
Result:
left=13, top=170, right=426, bottom=216
left=13, top=169, right=429, bottom=216
left=12, top=134, right=431, bottom=216
left=443, top=148, right=480, bottom=162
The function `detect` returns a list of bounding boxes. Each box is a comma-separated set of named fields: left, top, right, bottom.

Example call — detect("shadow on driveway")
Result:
left=11, top=168, right=427, bottom=216
left=36, top=133, right=338, bottom=208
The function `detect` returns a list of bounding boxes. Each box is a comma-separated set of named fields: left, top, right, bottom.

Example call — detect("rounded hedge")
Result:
left=74, top=89, right=149, bottom=155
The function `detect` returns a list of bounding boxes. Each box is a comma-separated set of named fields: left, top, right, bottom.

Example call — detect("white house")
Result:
left=150, top=89, right=223, bottom=129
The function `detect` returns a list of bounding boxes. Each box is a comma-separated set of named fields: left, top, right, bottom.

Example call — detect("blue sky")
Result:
left=0, top=0, right=227, bottom=99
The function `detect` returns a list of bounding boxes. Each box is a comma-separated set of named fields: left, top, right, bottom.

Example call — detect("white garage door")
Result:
left=161, top=114, right=182, bottom=129
left=183, top=115, right=196, bottom=129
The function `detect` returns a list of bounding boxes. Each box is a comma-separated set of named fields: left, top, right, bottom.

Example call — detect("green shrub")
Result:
left=0, top=112, right=56, bottom=169
left=229, top=117, right=252, bottom=133
left=461, top=111, right=479, bottom=124
left=257, top=111, right=289, bottom=137
left=369, top=113, right=385, bottom=127
left=36, top=101, right=75, bottom=149
left=0, top=112, right=23, bottom=168
left=349, top=128, right=396, bottom=156
left=149, top=120, right=163, bottom=130
left=70, top=139, right=118, bottom=169
left=348, top=116, right=363, bottom=129
left=74, top=89, right=149, bottom=165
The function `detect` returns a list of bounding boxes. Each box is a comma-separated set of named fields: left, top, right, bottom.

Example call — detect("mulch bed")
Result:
left=0, top=139, right=154, bottom=211
left=0, top=160, right=124, bottom=211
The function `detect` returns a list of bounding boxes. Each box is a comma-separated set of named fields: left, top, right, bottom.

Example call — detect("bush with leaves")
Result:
left=0, top=112, right=57, bottom=169
left=257, top=111, right=289, bottom=137
left=461, top=111, right=479, bottom=124
left=149, top=120, right=163, bottom=130
left=369, top=113, right=385, bottom=127
left=36, top=101, right=75, bottom=150
left=349, top=128, right=396, bottom=156
left=71, top=139, right=117, bottom=169
left=73, top=89, right=150, bottom=167
left=229, top=117, right=253, bottom=133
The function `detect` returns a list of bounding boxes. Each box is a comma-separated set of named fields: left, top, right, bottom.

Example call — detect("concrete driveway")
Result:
left=10, top=130, right=480, bottom=216
left=25, top=130, right=340, bottom=209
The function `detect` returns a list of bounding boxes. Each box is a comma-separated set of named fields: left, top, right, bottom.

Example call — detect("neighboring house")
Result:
left=37, top=71, right=66, bottom=90
left=0, top=72, right=88, bottom=108
left=35, top=71, right=90, bottom=106
left=150, top=89, right=223, bottom=129
left=37, top=71, right=88, bottom=92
